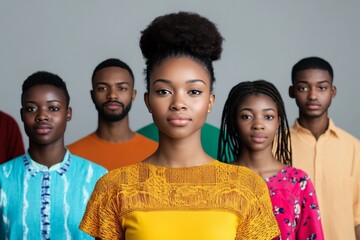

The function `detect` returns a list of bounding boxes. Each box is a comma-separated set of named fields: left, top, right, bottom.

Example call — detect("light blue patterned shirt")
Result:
left=0, top=150, right=107, bottom=240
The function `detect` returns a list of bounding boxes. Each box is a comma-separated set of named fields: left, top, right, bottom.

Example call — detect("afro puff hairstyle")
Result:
left=139, top=11, right=224, bottom=91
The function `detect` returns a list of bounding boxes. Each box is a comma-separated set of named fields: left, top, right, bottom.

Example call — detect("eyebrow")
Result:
left=295, top=80, right=331, bottom=84
left=23, top=100, right=62, bottom=106
left=152, top=79, right=207, bottom=86
left=96, top=81, right=130, bottom=85
left=239, top=107, right=276, bottom=112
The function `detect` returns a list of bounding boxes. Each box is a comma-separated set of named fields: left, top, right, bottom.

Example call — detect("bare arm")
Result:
left=356, top=225, right=360, bottom=240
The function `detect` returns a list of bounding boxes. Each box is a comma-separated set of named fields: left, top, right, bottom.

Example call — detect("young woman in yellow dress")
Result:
left=79, top=11, right=280, bottom=240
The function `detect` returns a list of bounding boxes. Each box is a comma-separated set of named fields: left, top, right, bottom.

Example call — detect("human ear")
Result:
left=331, top=85, right=337, bottom=98
left=288, top=86, right=295, bottom=98
left=66, top=107, right=72, bottom=121
left=132, top=89, right=137, bottom=102
left=208, top=93, right=215, bottom=112
left=144, top=92, right=152, bottom=113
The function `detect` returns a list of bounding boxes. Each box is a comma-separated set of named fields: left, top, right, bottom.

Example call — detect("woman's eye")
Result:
left=265, top=115, right=274, bottom=120
left=156, top=89, right=171, bottom=95
left=240, top=115, right=251, bottom=120
left=189, top=90, right=202, bottom=95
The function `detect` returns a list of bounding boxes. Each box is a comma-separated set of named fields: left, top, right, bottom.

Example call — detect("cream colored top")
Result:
left=291, top=119, right=360, bottom=240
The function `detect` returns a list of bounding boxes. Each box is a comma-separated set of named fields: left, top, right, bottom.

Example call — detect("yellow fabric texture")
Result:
left=67, top=133, right=158, bottom=170
left=291, top=119, right=360, bottom=240
left=80, top=160, right=280, bottom=240
left=123, top=211, right=238, bottom=240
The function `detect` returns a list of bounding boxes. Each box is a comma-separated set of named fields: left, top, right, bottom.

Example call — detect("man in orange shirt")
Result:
left=67, top=58, right=157, bottom=170
left=289, top=56, right=360, bottom=240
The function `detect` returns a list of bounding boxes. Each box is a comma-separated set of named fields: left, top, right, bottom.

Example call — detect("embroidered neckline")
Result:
left=139, top=159, right=219, bottom=169
left=23, top=151, right=71, bottom=177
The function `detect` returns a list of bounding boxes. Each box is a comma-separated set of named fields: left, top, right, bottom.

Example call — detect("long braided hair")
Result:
left=217, top=80, right=292, bottom=165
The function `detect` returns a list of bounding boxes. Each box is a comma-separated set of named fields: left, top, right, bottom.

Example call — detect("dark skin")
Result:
left=290, top=69, right=359, bottom=237
left=233, top=94, right=284, bottom=178
left=95, top=56, right=216, bottom=240
left=289, top=69, right=336, bottom=140
left=21, top=84, right=71, bottom=168
left=91, top=67, right=137, bottom=143
left=143, top=57, right=215, bottom=168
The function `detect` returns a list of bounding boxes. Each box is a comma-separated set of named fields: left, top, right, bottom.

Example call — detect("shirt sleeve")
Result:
left=296, top=175, right=325, bottom=239
left=1, top=113, right=25, bottom=163
left=236, top=176, right=280, bottom=240
left=79, top=175, right=124, bottom=239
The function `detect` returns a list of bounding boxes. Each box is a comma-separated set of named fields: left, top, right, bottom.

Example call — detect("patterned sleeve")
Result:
left=79, top=175, right=124, bottom=239
left=296, top=173, right=324, bottom=239
left=236, top=175, right=280, bottom=240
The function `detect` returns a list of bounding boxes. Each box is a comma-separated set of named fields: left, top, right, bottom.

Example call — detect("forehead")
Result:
left=294, top=69, right=332, bottom=84
left=238, top=93, right=277, bottom=109
left=23, top=84, right=66, bottom=103
left=93, top=67, right=133, bottom=85
left=150, top=57, right=210, bottom=85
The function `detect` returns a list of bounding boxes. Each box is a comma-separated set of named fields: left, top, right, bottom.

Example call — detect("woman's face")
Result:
left=21, top=84, right=71, bottom=146
left=144, top=57, right=214, bottom=140
left=236, top=93, right=279, bottom=153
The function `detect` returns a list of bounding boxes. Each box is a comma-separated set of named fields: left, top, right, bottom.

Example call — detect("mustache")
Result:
left=101, top=100, right=124, bottom=108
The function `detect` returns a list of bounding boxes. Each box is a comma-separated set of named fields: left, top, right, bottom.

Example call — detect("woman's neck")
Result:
left=235, top=148, right=285, bottom=178
left=28, top=141, right=67, bottom=168
left=144, top=132, right=213, bottom=168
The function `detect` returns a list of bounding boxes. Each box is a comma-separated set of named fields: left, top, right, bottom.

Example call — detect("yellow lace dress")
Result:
left=80, top=160, right=279, bottom=240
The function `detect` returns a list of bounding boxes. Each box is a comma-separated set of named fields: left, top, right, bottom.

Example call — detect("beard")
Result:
left=96, top=101, right=132, bottom=122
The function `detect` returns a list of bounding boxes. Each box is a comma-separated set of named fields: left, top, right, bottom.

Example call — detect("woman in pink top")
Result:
left=218, top=80, right=324, bottom=239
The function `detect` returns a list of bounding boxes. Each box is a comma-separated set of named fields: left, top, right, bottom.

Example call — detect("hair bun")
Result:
left=140, top=11, right=223, bottom=61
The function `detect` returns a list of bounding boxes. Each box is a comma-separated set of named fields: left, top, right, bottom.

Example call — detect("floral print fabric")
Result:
left=265, top=166, right=324, bottom=240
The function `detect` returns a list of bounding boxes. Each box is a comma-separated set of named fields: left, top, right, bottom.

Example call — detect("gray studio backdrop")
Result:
left=1, top=1, right=359, bottom=149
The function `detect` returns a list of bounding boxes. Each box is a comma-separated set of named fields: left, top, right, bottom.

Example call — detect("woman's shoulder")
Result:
left=274, top=166, right=314, bottom=191
left=215, top=161, right=270, bottom=195
left=283, top=166, right=310, bottom=180
left=215, top=161, right=264, bottom=179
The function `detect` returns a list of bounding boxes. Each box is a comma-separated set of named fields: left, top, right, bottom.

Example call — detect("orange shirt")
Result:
left=291, top=119, right=360, bottom=240
left=67, top=133, right=158, bottom=170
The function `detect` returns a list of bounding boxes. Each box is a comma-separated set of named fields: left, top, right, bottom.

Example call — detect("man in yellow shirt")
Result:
left=289, top=56, right=360, bottom=240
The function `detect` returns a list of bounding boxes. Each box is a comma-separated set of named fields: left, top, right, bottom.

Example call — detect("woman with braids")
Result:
left=79, top=12, right=279, bottom=240
left=218, top=80, right=324, bottom=239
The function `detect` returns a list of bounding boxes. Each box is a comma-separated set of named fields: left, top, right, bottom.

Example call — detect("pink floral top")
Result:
left=264, top=166, right=324, bottom=240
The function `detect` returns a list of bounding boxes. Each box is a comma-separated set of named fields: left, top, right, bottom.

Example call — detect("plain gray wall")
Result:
left=1, top=1, right=359, bottom=150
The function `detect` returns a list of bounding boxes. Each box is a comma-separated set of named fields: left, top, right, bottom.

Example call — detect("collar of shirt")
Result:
left=23, top=150, right=71, bottom=177
left=293, top=118, right=340, bottom=139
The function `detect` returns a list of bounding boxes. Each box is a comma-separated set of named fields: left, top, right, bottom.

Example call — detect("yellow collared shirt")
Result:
left=291, top=119, right=360, bottom=240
